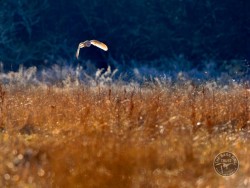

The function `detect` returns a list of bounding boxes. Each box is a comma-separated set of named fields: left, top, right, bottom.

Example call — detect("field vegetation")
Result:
left=0, top=67, right=249, bottom=187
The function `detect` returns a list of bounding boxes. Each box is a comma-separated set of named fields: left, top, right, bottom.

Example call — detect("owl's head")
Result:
left=85, top=40, right=91, bottom=47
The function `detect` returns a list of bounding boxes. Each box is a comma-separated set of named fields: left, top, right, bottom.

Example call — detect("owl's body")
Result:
left=76, top=40, right=108, bottom=59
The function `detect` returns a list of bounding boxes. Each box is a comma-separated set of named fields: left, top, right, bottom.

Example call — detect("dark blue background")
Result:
left=0, top=0, right=249, bottom=73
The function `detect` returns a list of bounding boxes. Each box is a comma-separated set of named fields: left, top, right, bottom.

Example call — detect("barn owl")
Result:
left=76, top=40, right=108, bottom=59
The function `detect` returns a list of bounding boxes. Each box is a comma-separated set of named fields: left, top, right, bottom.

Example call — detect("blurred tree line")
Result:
left=0, top=0, right=249, bottom=71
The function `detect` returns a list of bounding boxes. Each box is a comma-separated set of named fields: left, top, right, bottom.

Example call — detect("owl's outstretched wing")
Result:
left=90, top=40, right=108, bottom=51
left=76, top=47, right=80, bottom=59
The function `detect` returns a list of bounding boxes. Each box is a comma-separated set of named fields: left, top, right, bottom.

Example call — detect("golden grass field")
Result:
left=0, top=81, right=250, bottom=187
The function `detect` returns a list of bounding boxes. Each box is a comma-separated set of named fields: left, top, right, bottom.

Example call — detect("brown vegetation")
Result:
left=0, top=81, right=250, bottom=187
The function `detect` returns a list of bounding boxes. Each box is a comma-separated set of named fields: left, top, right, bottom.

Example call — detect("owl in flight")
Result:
left=76, top=40, right=108, bottom=59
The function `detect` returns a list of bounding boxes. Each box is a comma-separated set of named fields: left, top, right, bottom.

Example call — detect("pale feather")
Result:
left=90, top=40, right=108, bottom=51
left=76, top=40, right=108, bottom=59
